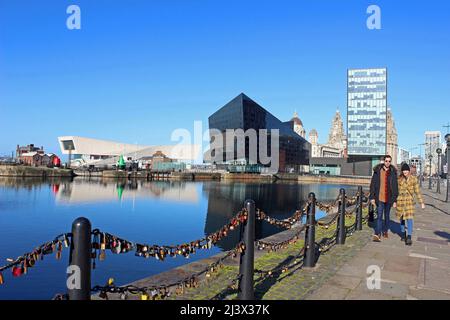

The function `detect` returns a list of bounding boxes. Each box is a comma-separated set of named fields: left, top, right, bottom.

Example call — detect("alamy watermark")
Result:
left=66, top=5, right=81, bottom=30
left=366, top=265, right=381, bottom=290
left=367, top=5, right=382, bottom=30
left=66, top=265, right=81, bottom=290
left=171, top=121, right=280, bottom=174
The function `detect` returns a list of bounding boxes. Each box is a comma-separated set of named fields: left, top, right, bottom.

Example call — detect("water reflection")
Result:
left=202, top=181, right=359, bottom=251
left=53, top=178, right=200, bottom=204
left=0, top=177, right=360, bottom=299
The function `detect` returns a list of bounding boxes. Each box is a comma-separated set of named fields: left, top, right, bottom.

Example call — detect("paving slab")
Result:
left=305, top=284, right=350, bottom=300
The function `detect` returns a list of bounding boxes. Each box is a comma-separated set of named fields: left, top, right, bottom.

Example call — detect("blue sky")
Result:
left=1, top=0, right=449, bottom=158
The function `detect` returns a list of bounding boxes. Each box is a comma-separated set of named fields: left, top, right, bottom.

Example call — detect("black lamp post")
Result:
left=428, top=154, right=433, bottom=190
left=436, top=148, right=442, bottom=194
left=446, top=134, right=450, bottom=202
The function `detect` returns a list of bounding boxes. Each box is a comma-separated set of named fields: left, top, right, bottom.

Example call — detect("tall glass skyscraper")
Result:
left=347, top=68, right=387, bottom=156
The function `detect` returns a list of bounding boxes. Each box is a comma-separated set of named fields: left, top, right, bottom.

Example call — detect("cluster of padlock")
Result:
left=90, top=210, right=248, bottom=265
left=0, top=233, right=70, bottom=285
left=256, top=226, right=305, bottom=252
left=255, top=208, right=304, bottom=229
left=317, top=213, right=340, bottom=229
left=93, top=244, right=241, bottom=300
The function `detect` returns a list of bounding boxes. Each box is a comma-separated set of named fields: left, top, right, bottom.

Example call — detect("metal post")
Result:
left=428, top=155, right=432, bottom=190
left=304, top=192, right=316, bottom=268
left=238, top=200, right=255, bottom=300
left=437, top=148, right=442, bottom=194
left=356, top=186, right=363, bottom=231
left=446, top=134, right=450, bottom=202
left=336, top=188, right=346, bottom=245
left=68, top=217, right=92, bottom=300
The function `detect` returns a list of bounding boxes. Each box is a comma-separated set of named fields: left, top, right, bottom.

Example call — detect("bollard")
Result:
left=336, top=188, right=346, bottom=245
left=356, top=186, right=363, bottom=231
left=68, top=217, right=92, bottom=300
left=304, top=192, right=316, bottom=268
left=238, top=200, right=255, bottom=300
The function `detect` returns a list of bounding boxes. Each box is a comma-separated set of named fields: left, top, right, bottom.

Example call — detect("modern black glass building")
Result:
left=208, top=93, right=310, bottom=173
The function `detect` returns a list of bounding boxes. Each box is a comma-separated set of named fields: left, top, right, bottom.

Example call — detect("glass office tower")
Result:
left=347, top=68, right=387, bottom=156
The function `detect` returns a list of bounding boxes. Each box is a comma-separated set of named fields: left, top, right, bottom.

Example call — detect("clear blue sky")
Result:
left=1, top=0, right=449, bottom=158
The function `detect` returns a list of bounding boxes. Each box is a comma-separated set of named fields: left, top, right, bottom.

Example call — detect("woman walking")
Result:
left=396, top=163, right=425, bottom=245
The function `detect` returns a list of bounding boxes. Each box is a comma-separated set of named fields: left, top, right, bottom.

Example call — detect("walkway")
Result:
left=306, top=187, right=450, bottom=300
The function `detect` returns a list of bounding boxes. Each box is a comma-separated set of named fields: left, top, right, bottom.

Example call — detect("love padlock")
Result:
left=12, top=265, right=24, bottom=277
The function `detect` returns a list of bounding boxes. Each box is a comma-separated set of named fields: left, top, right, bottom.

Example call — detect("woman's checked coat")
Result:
left=396, top=175, right=424, bottom=220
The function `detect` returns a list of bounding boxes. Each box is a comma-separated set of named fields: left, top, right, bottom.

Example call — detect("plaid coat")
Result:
left=396, top=175, right=424, bottom=220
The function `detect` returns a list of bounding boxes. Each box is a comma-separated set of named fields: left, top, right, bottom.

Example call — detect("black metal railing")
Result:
left=0, top=187, right=370, bottom=300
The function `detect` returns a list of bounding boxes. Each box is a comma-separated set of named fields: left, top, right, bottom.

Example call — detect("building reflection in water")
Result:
left=54, top=178, right=200, bottom=204
left=0, top=177, right=360, bottom=252
left=203, top=181, right=360, bottom=251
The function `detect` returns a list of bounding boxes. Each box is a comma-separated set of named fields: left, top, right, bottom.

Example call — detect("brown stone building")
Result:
left=16, top=144, right=44, bottom=157
left=19, top=152, right=43, bottom=166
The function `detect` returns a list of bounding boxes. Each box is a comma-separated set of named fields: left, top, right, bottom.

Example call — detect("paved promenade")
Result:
left=306, top=187, right=450, bottom=300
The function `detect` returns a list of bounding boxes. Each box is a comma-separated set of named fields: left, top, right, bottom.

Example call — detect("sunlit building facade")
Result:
left=347, top=68, right=387, bottom=156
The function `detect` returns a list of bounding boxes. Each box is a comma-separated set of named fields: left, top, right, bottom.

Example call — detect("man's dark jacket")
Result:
left=369, top=164, right=399, bottom=205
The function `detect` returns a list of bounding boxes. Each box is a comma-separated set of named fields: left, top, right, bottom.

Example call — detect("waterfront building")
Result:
left=307, top=110, right=346, bottom=160
left=57, top=136, right=201, bottom=168
left=347, top=68, right=388, bottom=175
left=18, top=152, right=43, bottom=166
left=424, top=131, right=442, bottom=175
left=290, top=111, right=306, bottom=138
left=347, top=68, right=387, bottom=156
left=207, top=93, right=311, bottom=173
left=308, top=129, right=342, bottom=158
left=16, top=144, right=44, bottom=158
left=327, top=109, right=347, bottom=152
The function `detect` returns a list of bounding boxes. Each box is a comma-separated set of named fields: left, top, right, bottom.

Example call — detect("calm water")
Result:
left=0, top=177, right=359, bottom=299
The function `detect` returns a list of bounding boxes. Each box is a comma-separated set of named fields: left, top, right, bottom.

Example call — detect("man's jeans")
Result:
left=376, top=201, right=391, bottom=235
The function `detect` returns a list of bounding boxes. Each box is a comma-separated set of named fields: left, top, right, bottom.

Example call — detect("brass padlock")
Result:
left=100, top=233, right=106, bottom=251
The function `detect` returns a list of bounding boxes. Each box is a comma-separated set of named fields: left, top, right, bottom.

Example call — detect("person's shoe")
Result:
left=400, top=231, right=406, bottom=242
left=406, top=235, right=412, bottom=246
left=372, top=234, right=381, bottom=242
left=383, top=231, right=389, bottom=239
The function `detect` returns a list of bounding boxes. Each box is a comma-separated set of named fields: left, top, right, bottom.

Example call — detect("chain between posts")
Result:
left=3, top=188, right=370, bottom=300
left=0, top=233, right=71, bottom=285
left=90, top=246, right=243, bottom=300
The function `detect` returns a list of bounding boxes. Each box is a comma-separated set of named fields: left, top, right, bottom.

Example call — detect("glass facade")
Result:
left=208, top=93, right=311, bottom=172
left=347, top=68, right=387, bottom=156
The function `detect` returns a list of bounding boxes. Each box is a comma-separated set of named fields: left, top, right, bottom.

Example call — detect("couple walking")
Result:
left=369, top=155, right=425, bottom=245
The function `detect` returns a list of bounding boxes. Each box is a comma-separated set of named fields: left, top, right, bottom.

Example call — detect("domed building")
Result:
left=291, top=111, right=306, bottom=138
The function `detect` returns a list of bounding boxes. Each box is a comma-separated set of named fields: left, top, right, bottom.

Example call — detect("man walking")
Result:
left=369, top=155, right=398, bottom=242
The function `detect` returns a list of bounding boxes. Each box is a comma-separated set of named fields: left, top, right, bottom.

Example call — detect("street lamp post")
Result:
left=446, top=134, right=450, bottom=202
left=436, top=148, right=442, bottom=194
left=418, top=143, right=426, bottom=187
left=428, top=154, right=433, bottom=190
